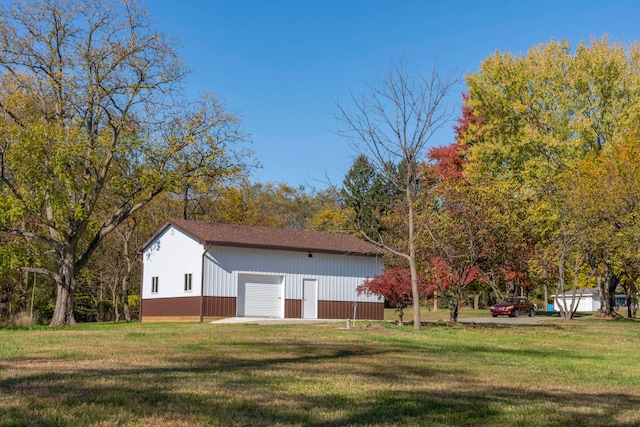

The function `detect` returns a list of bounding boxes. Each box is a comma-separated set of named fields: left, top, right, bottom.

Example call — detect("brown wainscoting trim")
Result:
left=318, top=300, right=384, bottom=320
left=141, top=297, right=200, bottom=318
left=141, top=316, right=201, bottom=323
left=202, top=296, right=237, bottom=317
left=285, top=299, right=302, bottom=318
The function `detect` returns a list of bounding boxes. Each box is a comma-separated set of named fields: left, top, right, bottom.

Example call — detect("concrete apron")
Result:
left=210, top=317, right=348, bottom=325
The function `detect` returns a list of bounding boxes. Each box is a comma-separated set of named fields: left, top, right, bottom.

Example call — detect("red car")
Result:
left=490, top=298, right=537, bottom=317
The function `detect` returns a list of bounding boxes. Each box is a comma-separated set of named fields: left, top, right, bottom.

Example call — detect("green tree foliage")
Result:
left=0, top=235, right=25, bottom=318
left=462, top=36, right=640, bottom=317
left=559, top=136, right=640, bottom=317
left=0, top=0, right=248, bottom=326
left=341, top=154, right=392, bottom=238
left=199, top=180, right=326, bottom=230
left=416, top=91, right=534, bottom=322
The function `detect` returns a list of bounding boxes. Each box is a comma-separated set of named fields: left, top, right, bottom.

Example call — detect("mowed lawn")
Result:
left=1, top=311, right=639, bottom=426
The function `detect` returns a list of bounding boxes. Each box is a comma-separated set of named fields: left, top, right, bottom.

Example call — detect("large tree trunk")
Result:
left=49, top=278, right=76, bottom=326
left=597, top=264, right=619, bottom=317
left=50, top=250, right=77, bottom=327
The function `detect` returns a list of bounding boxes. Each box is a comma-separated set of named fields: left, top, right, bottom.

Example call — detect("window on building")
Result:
left=151, top=276, right=159, bottom=293
left=184, top=273, right=192, bottom=292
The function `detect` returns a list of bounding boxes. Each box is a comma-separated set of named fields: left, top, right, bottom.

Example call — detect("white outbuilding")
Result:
left=553, top=288, right=600, bottom=312
left=139, top=219, right=384, bottom=322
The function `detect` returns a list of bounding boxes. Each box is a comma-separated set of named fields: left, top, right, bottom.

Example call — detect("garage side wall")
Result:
left=203, top=246, right=384, bottom=319
left=140, top=226, right=204, bottom=321
left=553, top=294, right=600, bottom=312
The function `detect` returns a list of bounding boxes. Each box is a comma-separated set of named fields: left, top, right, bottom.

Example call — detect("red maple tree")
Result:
left=358, top=268, right=435, bottom=324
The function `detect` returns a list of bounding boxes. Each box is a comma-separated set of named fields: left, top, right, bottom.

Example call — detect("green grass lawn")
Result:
left=1, top=310, right=639, bottom=426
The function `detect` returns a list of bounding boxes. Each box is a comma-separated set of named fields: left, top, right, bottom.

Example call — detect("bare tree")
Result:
left=336, top=61, right=458, bottom=330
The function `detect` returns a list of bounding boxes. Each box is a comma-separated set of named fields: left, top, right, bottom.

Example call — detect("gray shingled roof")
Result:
left=142, top=219, right=382, bottom=256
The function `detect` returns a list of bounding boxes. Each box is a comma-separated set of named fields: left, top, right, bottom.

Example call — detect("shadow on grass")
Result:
left=1, top=339, right=637, bottom=427
left=2, top=366, right=638, bottom=426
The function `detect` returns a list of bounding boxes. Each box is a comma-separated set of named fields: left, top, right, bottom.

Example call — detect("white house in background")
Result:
left=138, top=219, right=384, bottom=322
left=553, top=288, right=600, bottom=312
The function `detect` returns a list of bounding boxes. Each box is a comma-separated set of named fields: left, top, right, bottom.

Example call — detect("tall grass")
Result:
left=11, top=312, right=40, bottom=328
left=0, top=314, right=639, bottom=426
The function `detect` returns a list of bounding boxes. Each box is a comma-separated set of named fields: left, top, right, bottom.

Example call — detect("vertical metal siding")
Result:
left=203, top=246, right=383, bottom=304
left=141, top=296, right=201, bottom=316
left=318, top=301, right=384, bottom=320
left=202, top=296, right=236, bottom=317
left=285, top=299, right=302, bottom=318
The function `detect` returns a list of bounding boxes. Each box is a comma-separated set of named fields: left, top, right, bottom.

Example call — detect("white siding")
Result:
left=203, top=246, right=383, bottom=303
left=142, top=226, right=204, bottom=299
left=554, top=294, right=600, bottom=312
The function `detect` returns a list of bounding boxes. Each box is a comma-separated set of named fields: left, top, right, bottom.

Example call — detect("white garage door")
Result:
left=237, top=274, right=283, bottom=318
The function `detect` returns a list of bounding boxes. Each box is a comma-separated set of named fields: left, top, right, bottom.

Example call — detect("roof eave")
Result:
left=205, top=240, right=381, bottom=257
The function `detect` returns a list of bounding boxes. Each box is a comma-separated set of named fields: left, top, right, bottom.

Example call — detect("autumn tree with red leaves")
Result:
left=418, top=93, right=533, bottom=323
left=357, top=268, right=435, bottom=325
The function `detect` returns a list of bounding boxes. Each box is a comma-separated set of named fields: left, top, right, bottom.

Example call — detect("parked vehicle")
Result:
left=490, top=298, right=536, bottom=317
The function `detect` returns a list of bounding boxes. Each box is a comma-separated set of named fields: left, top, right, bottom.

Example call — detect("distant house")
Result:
left=553, top=288, right=600, bottom=312
left=139, top=219, right=384, bottom=322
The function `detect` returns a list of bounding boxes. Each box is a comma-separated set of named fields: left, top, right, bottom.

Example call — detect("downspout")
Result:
left=199, top=245, right=208, bottom=323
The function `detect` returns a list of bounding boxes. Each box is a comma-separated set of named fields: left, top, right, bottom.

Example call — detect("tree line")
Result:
left=348, top=38, right=640, bottom=326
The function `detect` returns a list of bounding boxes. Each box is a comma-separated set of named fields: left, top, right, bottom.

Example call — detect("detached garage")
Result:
left=139, top=219, right=384, bottom=322
left=553, top=288, right=600, bottom=312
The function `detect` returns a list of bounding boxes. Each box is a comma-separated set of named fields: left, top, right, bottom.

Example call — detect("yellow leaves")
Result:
left=307, top=204, right=350, bottom=232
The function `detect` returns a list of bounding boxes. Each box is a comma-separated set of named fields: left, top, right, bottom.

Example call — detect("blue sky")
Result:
left=148, top=1, right=640, bottom=189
